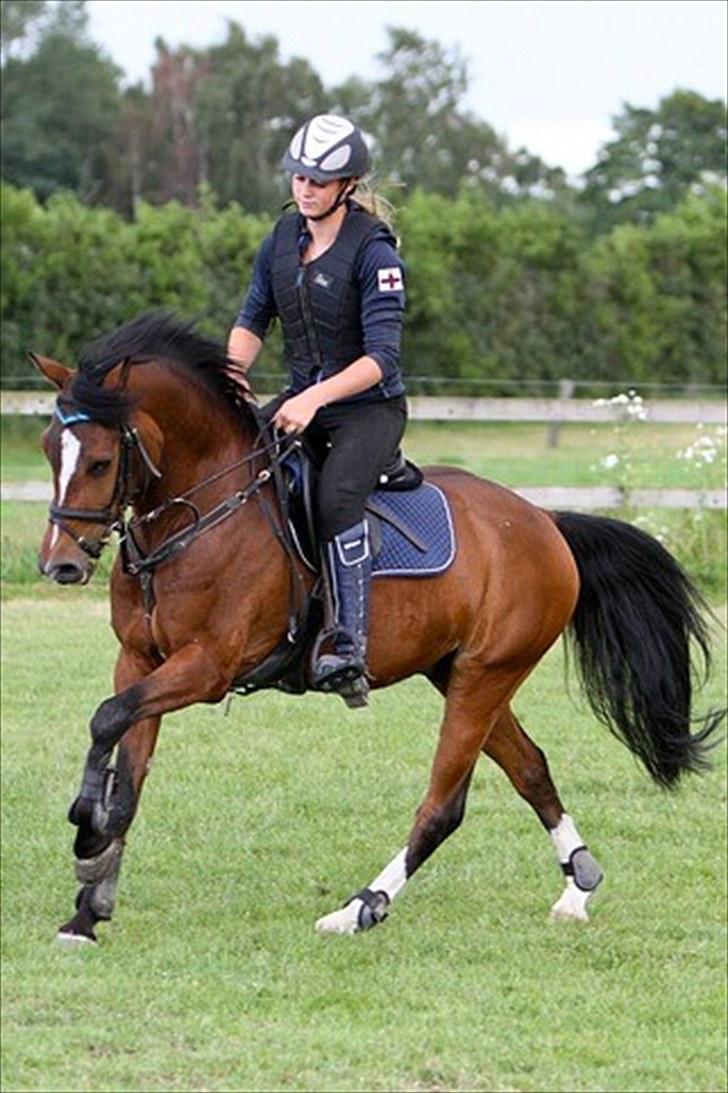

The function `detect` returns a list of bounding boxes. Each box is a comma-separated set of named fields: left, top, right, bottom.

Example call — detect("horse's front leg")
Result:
left=58, top=642, right=229, bottom=944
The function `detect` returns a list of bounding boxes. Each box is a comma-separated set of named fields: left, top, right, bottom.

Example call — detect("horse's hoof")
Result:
left=315, top=905, right=361, bottom=935
left=550, top=887, right=591, bottom=922
left=57, top=908, right=99, bottom=945
left=316, top=890, right=390, bottom=934
left=56, top=927, right=98, bottom=945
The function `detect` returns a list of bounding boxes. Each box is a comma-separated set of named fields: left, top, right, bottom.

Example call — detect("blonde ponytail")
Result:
left=352, top=179, right=397, bottom=231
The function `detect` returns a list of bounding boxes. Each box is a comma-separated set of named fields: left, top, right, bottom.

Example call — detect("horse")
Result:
left=33, top=312, right=723, bottom=945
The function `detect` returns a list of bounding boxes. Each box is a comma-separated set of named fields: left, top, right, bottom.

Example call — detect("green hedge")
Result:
left=2, top=181, right=725, bottom=389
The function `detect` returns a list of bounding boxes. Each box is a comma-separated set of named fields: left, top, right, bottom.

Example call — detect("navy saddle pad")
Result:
left=368, top=481, right=456, bottom=578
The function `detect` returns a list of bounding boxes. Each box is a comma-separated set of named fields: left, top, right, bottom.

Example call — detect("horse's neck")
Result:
left=135, top=374, right=257, bottom=505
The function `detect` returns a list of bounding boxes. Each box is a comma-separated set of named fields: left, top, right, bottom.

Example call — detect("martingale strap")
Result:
left=121, top=424, right=308, bottom=635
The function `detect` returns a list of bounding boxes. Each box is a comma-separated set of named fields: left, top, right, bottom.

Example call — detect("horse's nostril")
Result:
left=50, top=563, right=86, bottom=585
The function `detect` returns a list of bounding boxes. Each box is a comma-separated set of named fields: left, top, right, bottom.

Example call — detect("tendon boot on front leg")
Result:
left=313, top=520, right=371, bottom=708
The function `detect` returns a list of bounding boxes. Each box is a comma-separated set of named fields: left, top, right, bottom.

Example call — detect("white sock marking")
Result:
left=549, top=813, right=584, bottom=864
left=315, top=847, right=409, bottom=935
left=369, top=847, right=408, bottom=901
left=549, top=813, right=596, bottom=922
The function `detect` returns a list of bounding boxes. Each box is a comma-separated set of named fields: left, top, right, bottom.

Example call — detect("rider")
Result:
left=226, top=114, right=407, bottom=701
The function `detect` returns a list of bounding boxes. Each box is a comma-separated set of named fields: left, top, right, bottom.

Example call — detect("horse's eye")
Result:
left=88, top=459, right=112, bottom=478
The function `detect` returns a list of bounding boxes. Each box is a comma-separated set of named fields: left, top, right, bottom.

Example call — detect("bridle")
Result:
left=49, top=408, right=163, bottom=560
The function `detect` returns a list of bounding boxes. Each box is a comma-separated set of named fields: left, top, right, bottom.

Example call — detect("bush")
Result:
left=1, top=182, right=726, bottom=390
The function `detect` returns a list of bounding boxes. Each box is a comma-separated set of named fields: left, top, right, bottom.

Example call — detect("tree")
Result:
left=1, top=0, right=123, bottom=202
left=192, top=22, right=327, bottom=212
left=0, top=0, right=49, bottom=58
left=581, top=89, right=728, bottom=230
left=328, top=28, right=571, bottom=205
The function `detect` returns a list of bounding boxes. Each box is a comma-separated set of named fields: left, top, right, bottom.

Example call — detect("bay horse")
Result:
left=33, top=313, right=722, bottom=944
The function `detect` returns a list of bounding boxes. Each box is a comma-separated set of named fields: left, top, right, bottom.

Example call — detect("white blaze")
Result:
left=50, top=430, right=81, bottom=549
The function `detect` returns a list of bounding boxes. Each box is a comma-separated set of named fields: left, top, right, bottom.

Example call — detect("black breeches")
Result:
left=305, top=397, right=407, bottom=541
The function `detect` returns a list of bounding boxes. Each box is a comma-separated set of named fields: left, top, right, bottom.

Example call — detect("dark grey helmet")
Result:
left=281, top=115, right=370, bottom=182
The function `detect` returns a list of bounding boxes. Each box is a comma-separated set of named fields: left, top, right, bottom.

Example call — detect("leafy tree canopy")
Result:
left=1, top=0, right=122, bottom=201
left=581, top=89, right=728, bottom=229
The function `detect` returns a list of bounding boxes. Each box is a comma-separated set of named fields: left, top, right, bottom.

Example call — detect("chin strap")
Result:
left=306, top=181, right=357, bottom=222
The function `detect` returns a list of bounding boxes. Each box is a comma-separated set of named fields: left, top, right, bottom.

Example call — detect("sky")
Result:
left=86, top=0, right=728, bottom=178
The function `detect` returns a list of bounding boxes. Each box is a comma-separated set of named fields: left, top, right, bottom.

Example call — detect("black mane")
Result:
left=62, top=311, right=256, bottom=429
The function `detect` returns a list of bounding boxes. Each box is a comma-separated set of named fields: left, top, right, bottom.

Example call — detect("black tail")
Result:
left=554, top=512, right=724, bottom=789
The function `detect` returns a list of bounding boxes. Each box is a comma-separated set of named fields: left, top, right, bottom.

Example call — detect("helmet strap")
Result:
left=306, top=180, right=356, bottom=222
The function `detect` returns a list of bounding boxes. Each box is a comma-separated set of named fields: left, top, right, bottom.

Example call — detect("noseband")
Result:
left=49, top=409, right=162, bottom=560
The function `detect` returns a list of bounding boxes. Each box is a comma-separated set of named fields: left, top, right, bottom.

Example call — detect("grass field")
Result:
left=1, top=596, right=726, bottom=1093
left=2, top=417, right=727, bottom=489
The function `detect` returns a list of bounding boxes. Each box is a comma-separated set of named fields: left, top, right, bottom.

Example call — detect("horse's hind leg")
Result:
left=316, top=658, right=519, bottom=935
left=484, top=706, right=603, bottom=921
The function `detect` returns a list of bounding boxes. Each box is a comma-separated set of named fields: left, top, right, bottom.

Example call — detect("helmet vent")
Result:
left=320, top=146, right=352, bottom=172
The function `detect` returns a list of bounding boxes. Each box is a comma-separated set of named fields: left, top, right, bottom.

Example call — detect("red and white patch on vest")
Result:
left=377, top=267, right=403, bottom=292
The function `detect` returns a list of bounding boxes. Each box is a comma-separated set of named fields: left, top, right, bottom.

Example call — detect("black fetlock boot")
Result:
left=313, top=520, right=372, bottom=707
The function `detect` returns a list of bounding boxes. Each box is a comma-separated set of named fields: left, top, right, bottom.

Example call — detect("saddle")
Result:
left=230, top=432, right=456, bottom=700
left=281, top=441, right=425, bottom=571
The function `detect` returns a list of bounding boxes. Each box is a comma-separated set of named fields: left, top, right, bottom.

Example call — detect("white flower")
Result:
left=678, top=434, right=720, bottom=464
left=601, top=453, right=621, bottom=469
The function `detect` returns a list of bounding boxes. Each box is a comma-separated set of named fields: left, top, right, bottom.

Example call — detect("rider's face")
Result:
left=291, top=174, right=345, bottom=219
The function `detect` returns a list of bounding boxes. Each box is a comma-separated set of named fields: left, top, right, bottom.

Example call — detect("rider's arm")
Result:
left=227, top=235, right=276, bottom=375
left=227, top=327, right=264, bottom=373
left=356, top=235, right=406, bottom=390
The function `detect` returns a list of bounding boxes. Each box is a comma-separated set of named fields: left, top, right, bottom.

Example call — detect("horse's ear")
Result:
left=28, top=352, right=74, bottom=390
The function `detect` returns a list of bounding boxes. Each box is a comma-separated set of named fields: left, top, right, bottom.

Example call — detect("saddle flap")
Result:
left=281, top=446, right=455, bottom=579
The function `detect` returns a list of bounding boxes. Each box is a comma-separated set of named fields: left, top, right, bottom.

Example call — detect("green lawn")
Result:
left=2, top=417, right=726, bottom=489
left=1, top=596, right=726, bottom=1093
left=402, top=420, right=727, bottom=489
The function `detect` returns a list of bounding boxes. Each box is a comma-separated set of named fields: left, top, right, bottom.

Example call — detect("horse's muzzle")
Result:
left=39, top=556, right=91, bottom=585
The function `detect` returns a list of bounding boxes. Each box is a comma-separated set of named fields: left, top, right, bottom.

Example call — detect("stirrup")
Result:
left=313, top=648, right=369, bottom=708
left=320, top=665, right=370, bottom=708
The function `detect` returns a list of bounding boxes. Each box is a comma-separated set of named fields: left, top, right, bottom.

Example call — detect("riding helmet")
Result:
left=281, top=115, right=370, bottom=182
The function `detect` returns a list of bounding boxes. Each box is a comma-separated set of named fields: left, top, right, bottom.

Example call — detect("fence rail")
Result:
left=3, top=392, right=724, bottom=509
left=3, top=481, right=724, bottom=510
left=2, top=391, right=726, bottom=424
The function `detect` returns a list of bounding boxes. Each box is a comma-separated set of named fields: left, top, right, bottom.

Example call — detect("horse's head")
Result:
left=31, top=352, right=163, bottom=585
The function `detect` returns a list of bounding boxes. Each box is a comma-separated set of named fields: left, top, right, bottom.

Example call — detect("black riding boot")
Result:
left=313, top=520, right=372, bottom=706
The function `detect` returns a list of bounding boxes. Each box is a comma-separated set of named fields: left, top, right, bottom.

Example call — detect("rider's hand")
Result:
left=273, top=388, right=324, bottom=434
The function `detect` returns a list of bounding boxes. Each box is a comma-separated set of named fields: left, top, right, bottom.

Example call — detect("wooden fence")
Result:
left=2, top=391, right=726, bottom=425
left=3, top=392, right=725, bottom=509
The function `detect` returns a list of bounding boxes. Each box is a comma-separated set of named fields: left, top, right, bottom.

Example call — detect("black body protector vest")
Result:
left=270, top=206, right=387, bottom=395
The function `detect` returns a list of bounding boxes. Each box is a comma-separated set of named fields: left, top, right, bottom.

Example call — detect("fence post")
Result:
left=547, top=378, right=575, bottom=448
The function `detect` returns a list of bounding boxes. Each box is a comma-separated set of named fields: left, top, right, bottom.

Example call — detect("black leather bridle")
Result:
left=49, top=413, right=163, bottom=561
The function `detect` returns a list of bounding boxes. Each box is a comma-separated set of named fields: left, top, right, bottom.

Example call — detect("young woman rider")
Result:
left=226, top=114, right=407, bottom=703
